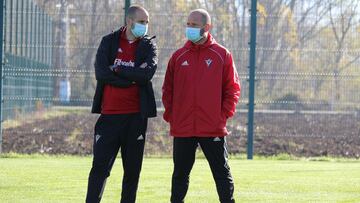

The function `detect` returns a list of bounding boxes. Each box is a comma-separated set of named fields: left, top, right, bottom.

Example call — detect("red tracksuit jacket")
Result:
left=162, top=34, right=241, bottom=137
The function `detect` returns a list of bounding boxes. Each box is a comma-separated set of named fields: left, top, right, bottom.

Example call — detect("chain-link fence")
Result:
left=1, top=0, right=360, bottom=157
left=252, top=0, right=360, bottom=157
left=3, top=0, right=53, bottom=119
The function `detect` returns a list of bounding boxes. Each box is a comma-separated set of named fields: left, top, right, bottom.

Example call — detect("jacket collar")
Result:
left=184, top=33, right=215, bottom=50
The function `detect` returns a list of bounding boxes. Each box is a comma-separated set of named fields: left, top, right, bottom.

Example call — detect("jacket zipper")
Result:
left=194, top=50, right=200, bottom=134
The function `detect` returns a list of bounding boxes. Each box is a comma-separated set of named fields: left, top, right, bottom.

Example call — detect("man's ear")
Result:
left=204, top=24, right=211, bottom=32
left=125, top=17, right=132, bottom=26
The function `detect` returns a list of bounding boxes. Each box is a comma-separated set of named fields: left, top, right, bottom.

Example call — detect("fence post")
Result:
left=0, top=0, right=5, bottom=153
left=247, top=0, right=258, bottom=160
left=124, top=0, right=131, bottom=24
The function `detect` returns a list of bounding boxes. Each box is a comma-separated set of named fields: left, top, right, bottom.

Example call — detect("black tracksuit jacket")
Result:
left=91, top=27, right=157, bottom=118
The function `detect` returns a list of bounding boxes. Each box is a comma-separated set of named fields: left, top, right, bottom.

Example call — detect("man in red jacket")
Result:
left=162, top=8, right=241, bottom=203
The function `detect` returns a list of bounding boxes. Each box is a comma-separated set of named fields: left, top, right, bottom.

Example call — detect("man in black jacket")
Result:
left=86, top=5, right=157, bottom=203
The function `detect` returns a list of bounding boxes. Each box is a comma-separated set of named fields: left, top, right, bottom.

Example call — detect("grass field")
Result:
left=0, top=154, right=359, bottom=203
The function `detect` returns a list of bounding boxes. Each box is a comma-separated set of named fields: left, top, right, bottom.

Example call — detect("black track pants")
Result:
left=171, top=137, right=235, bottom=203
left=86, top=113, right=147, bottom=203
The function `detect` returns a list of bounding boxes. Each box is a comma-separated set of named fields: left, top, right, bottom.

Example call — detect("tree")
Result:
left=327, top=0, right=359, bottom=109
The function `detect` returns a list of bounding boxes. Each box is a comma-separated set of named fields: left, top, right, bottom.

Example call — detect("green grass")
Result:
left=0, top=155, right=359, bottom=203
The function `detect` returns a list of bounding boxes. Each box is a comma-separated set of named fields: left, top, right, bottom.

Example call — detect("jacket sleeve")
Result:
left=115, top=38, right=158, bottom=86
left=94, top=36, right=132, bottom=87
left=222, top=52, right=241, bottom=118
left=162, top=55, right=175, bottom=123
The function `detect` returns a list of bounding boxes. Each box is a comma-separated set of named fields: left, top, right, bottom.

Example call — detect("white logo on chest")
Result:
left=114, top=58, right=135, bottom=67
left=205, top=59, right=212, bottom=67
left=181, top=60, right=189, bottom=66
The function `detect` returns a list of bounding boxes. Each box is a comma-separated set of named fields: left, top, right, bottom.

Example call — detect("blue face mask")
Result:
left=131, top=23, right=148, bottom=38
left=186, top=27, right=203, bottom=43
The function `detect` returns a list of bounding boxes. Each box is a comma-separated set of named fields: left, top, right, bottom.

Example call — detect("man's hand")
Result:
left=110, top=62, right=147, bottom=73
left=109, top=65, right=121, bottom=73
left=109, top=65, right=137, bottom=84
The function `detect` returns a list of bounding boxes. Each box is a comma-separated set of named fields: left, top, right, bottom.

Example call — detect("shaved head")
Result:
left=125, top=5, right=149, bottom=40
left=127, top=5, right=148, bottom=20
left=125, top=4, right=149, bottom=26
left=186, top=8, right=212, bottom=44
left=189, top=9, right=211, bottom=25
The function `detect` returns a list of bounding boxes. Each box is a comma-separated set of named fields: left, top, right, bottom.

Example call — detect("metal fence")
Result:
left=1, top=0, right=359, bottom=157
left=3, top=0, right=53, bottom=119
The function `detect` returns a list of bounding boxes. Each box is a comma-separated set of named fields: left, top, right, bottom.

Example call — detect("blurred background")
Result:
left=1, top=0, right=359, bottom=157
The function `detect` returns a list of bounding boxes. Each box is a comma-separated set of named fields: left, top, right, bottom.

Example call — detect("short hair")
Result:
left=127, top=5, right=147, bottom=19
left=190, top=9, right=211, bottom=25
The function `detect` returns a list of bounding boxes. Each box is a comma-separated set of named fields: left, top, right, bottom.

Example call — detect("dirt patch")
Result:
left=3, top=112, right=360, bottom=157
